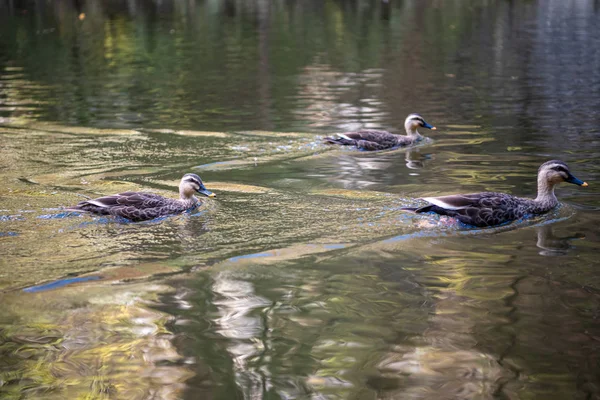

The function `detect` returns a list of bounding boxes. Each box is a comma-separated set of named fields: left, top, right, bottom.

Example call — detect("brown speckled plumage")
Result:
left=66, top=173, right=215, bottom=222
left=402, top=160, right=588, bottom=227
left=324, top=114, right=436, bottom=151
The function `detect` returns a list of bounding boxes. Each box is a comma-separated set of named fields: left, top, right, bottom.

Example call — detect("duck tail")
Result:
left=64, top=203, right=108, bottom=215
left=324, top=134, right=355, bottom=146
left=64, top=205, right=85, bottom=213
left=400, top=205, right=435, bottom=214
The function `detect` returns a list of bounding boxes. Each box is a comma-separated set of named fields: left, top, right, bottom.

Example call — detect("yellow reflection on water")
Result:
left=0, top=283, right=192, bottom=400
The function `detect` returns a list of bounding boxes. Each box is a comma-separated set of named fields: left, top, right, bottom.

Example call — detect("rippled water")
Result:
left=1, top=1, right=600, bottom=399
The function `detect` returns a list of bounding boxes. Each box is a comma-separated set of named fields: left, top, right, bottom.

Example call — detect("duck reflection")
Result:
left=73, top=208, right=213, bottom=260
left=323, top=147, right=433, bottom=189
left=381, top=0, right=392, bottom=21
left=371, top=257, right=514, bottom=398
left=211, top=272, right=272, bottom=398
left=404, top=147, right=433, bottom=170
left=364, top=226, right=599, bottom=398
left=535, top=224, right=585, bottom=256
left=326, top=154, right=393, bottom=189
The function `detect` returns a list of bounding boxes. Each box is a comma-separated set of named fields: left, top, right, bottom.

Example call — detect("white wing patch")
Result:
left=88, top=199, right=110, bottom=208
left=421, top=196, right=466, bottom=210
left=338, top=133, right=353, bottom=141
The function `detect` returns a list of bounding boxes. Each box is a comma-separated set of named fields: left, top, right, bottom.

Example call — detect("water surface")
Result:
left=1, top=1, right=599, bottom=399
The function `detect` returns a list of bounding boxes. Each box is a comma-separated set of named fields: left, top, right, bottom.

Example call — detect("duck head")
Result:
left=404, top=113, right=436, bottom=136
left=180, top=173, right=216, bottom=199
left=538, top=160, right=588, bottom=188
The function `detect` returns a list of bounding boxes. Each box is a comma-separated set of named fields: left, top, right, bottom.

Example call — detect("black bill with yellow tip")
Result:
left=565, top=173, right=588, bottom=187
left=197, top=186, right=216, bottom=197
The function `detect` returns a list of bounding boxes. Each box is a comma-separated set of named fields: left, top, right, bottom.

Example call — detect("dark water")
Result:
left=1, top=1, right=600, bottom=399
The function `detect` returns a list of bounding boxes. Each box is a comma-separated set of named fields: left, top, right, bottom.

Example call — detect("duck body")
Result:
left=66, top=173, right=215, bottom=222
left=403, top=160, right=588, bottom=228
left=324, top=114, right=436, bottom=151
left=411, top=192, right=554, bottom=227
left=324, top=129, right=421, bottom=151
left=68, top=192, right=200, bottom=222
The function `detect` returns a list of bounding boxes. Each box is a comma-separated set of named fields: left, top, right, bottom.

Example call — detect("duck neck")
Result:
left=179, top=188, right=197, bottom=203
left=405, top=126, right=422, bottom=139
left=535, top=176, right=558, bottom=208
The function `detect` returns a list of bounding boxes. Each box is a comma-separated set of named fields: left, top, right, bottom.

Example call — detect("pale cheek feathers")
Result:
left=182, top=184, right=198, bottom=196
left=551, top=172, right=567, bottom=184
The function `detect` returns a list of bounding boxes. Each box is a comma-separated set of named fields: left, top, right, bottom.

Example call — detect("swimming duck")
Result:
left=66, top=173, right=215, bottom=222
left=324, top=113, right=436, bottom=151
left=402, top=160, right=588, bottom=227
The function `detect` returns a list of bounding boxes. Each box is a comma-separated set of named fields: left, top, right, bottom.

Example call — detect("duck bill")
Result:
left=565, top=173, right=588, bottom=187
left=422, top=122, right=436, bottom=130
left=197, top=187, right=216, bottom=197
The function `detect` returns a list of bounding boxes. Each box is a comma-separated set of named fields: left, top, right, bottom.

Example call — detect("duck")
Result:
left=65, top=173, right=216, bottom=222
left=401, top=160, right=588, bottom=227
left=324, top=113, right=436, bottom=151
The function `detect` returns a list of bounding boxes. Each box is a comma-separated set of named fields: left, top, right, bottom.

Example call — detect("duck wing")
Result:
left=324, top=130, right=400, bottom=150
left=415, top=192, right=521, bottom=227
left=105, top=193, right=193, bottom=222
left=341, top=130, right=397, bottom=142
left=421, top=193, right=505, bottom=210
left=66, top=191, right=197, bottom=222
left=68, top=192, right=168, bottom=212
